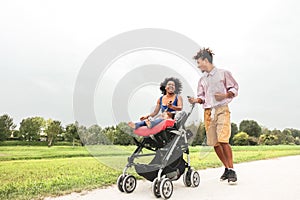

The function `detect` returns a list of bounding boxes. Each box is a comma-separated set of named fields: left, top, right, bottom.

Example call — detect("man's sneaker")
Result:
left=220, top=168, right=229, bottom=181
left=227, top=169, right=237, bottom=184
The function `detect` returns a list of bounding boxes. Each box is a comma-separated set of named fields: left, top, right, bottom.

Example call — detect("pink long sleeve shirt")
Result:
left=197, top=67, right=239, bottom=109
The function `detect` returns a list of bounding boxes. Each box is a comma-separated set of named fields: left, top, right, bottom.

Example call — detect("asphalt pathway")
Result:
left=45, top=155, right=300, bottom=200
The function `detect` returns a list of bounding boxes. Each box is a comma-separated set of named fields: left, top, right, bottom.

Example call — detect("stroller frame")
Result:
left=117, top=104, right=200, bottom=199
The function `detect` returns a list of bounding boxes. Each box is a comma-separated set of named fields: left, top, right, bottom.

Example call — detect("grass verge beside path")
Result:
left=0, top=157, right=120, bottom=200
left=0, top=145, right=299, bottom=200
left=0, top=146, right=90, bottom=161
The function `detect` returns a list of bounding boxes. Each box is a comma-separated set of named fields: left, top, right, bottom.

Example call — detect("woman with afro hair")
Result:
left=128, top=77, right=183, bottom=129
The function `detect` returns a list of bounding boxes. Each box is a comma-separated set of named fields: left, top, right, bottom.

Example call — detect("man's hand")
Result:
left=214, top=92, right=234, bottom=101
left=188, top=97, right=201, bottom=104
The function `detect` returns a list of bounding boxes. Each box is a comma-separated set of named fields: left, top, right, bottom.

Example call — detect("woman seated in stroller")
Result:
left=118, top=78, right=200, bottom=199
left=128, top=111, right=173, bottom=129
left=128, top=77, right=183, bottom=131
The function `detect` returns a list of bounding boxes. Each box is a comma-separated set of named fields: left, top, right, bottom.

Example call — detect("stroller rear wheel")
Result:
left=191, top=171, right=200, bottom=187
left=122, top=175, right=137, bottom=193
left=183, top=169, right=200, bottom=187
left=183, top=170, right=192, bottom=187
left=159, top=178, right=173, bottom=199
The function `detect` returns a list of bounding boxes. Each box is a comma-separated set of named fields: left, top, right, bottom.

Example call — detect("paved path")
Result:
left=45, top=155, right=300, bottom=200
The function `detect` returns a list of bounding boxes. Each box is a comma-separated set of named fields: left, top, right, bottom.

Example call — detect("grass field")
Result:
left=1, top=145, right=300, bottom=200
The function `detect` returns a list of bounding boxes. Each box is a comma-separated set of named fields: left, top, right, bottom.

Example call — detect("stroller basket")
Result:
left=135, top=156, right=186, bottom=182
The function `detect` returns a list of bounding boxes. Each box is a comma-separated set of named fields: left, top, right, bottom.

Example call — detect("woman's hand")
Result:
left=167, top=101, right=173, bottom=108
left=139, top=115, right=149, bottom=121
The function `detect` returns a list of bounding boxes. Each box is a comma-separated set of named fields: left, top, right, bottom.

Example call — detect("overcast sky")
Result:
left=1, top=0, right=300, bottom=130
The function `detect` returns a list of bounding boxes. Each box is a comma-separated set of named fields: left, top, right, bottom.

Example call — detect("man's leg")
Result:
left=214, top=143, right=230, bottom=168
left=215, top=106, right=237, bottom=183
left=215, top=105, right=232, bottom=167
left=220, top=143, right=233, bottom=168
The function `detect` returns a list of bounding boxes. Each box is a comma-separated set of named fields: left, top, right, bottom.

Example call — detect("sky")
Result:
left=0, top=0, right=300, bottom=130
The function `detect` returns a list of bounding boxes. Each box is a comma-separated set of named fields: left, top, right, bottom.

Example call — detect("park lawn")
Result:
left=0, top=157, right=121, bottom=200
left=0, top=146, right=90, bottom=161
left=0, top=145, right=300, bottom=200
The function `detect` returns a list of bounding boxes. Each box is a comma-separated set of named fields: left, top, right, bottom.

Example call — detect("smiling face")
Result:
left=197, top=58, right=213, bottom=73
left=194, top=48, right=214, bottom=73
left=165, top=81, right=175, bottom=94
left=197, top=58, right=208, bottom=73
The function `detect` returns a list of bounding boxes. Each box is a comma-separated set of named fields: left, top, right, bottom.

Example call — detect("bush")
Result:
left=295, top=137, right=300, bottom=145
left=233, top=132, right=249, bottom=146
left=259, top=134, right=279, bottom=145
left=248, top=136, right=258, bottom=145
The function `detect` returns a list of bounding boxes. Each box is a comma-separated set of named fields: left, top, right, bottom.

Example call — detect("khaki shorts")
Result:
left=204, top=105, right=231, bottom=146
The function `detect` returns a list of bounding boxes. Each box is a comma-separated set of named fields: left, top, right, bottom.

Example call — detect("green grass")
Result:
left=0, top=145, right=300, bottom=200
left=0, top=146, right=91, bottom=161
left=0, top=157, right=120, bottom=200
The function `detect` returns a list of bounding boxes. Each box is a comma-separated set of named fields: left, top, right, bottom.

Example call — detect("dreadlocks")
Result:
left=193, top=47, right=215, bottom=64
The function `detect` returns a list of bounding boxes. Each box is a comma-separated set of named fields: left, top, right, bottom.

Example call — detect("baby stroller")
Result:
left=117, top=104, right=200, bottom=199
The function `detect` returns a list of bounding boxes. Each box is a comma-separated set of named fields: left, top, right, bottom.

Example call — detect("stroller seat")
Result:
left=133, top=119, right=175, bottom=136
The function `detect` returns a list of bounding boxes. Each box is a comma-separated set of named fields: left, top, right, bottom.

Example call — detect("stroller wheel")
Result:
left=152, top=177, right=161, bottom=198
left=159, top=178, right=173, bottom=199
left=122, top=175, right=137, bottom=193
left=183, top=170, right=192, bottom=187
left=117, top=174, right=126, bottom=192
left=191, top=171, right=200, bottom=187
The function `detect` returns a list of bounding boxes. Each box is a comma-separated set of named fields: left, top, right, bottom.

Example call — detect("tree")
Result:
left=87, top=124, right=102, bottom=145
left=78, top=125, right=88, bottom=146
left=261, top=126, right=271, bottom=135
left=113, top=122, right=134, bottom=145
left=229, top=122, right=239, bottom=145
left=189, top=121, right=205, bottom=146
left=276, top=129, right=295, bottom=145
left=65, top=122, right=80, bottom=146
left=45, top=120, right=63, bottom=147
left=239, top=120, right=262, bottom=137
left=19, top=117, right=45, bottom=141
left=0, top=114, right=16, bottom=141
left=286, top=128, right=300, bottom=139
left=103, top=126, right=116, bottom=144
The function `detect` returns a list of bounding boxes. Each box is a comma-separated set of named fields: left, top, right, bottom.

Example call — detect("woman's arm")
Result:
left=140, top=98, right=161, bottom=120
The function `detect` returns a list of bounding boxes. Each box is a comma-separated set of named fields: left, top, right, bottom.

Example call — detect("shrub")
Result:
left=294, top=137, right=300, bottom=145
left=248, top=136, right=258, bottom=145
left=259, top=134, right=279, bottom=145
left=233, top=132, right=249, bottom=146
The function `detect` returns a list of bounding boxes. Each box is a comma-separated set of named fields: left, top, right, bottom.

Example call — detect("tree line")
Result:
left=191, top=120, right=300, bottom=146
left=0, top=114, right=299, bottom=146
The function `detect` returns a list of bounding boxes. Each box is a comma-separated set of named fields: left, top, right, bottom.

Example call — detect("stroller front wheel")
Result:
left=152, top=177, right=161, bottom=198
left=122, top=175, right=137, bottom=193
left=159, top=178, right=173, bottom=199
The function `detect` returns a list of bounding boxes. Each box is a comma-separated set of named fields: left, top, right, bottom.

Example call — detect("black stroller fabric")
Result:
left=135, top=155, right=186, bottom=182
left=135, top=135, right=186, bottom=182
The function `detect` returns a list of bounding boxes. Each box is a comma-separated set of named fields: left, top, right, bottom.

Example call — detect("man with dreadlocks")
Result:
left=128, top=77, right=183, bottom=129
left=188, top=48, right=239, bottom=184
